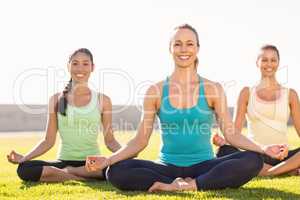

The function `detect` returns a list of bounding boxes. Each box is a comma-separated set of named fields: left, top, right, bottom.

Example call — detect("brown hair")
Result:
left=58, top=48, right=94, bottom=116
left=258, top=44, right=280, bottom=61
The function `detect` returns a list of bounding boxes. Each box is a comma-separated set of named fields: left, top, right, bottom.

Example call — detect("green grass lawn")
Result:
left=0, top=128, right=300, bottom=200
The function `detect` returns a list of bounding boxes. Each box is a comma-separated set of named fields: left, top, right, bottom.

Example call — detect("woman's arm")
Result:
left=100, top=94, right=121, bottom=153
left=234, top=87, right=249, bottom=134
left=7, top=94, right=59, bottom=164
left=289, top=89, right=300, bottom=137
left=86, top=85, right=160, bottom=171
left=212, top=87, right=249, bottom=146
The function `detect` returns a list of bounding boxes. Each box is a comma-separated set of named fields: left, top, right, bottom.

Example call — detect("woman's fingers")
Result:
left=278, top=144, right=288, bottom=160
left=85, top=157, right=92, bottom=172
left=86, top=157, right=97, bottom=172
left=7, top=154, right=11, bottom=162
left=86, top=156, right=107, bottom=172
left=7, top=150, right=25, bottom=164
left=283, top=145, right=289, bottom=157
left=278, top=147, right=287, bottom=160
left=7, top=151, right=15, bottom=162
left=11, top=153, right=15, bottom=160
left=11, top=151, right=16, bottom=158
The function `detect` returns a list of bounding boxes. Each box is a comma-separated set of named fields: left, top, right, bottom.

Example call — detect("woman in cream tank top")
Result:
left=247, top=86, right=290, bottom=145
left=213, top=44, right=300, bottom=177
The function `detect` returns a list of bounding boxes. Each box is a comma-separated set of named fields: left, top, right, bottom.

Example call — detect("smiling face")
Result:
left=68, top=52, right=94, bottom=83
left=257, top=48, right=279, bottom=78
left=170, top=28, right=199, bottom=69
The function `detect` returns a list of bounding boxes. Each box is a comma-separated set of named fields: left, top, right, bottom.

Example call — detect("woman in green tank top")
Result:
left=7, top=48, right=121, bottom=182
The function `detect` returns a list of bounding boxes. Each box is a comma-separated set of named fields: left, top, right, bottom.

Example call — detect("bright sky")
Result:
left=1, top=0, right=300, bottom=106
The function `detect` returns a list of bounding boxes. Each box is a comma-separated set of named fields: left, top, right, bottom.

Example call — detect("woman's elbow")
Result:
left=137, top=139, right=148, bottom=150
left=44, top=139, right=55, bottom=149
left=223, top=133, right=235, bottom=144
left=104, top=136, right=117, bottom=146
left=129, top=136, right=148, bottom=152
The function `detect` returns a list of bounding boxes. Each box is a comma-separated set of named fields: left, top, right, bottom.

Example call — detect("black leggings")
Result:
left=17, top=160, right=106, bottom=182
left=107, top=151, right=263, bottom=191
left=216, top=145, right=300, bottom=166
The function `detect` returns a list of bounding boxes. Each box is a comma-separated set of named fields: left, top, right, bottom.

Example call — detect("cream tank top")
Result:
left=246, top=86, right=290, bottom=145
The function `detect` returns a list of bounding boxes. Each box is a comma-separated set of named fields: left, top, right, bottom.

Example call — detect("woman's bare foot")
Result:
left=148, top=181, right=179, bottom=192
left=184, top=177, right=193, bottom=183
left=148, top=178, right=196, bottom=192
left=258, top=163, right=273, bottom=176
left=63, top=166, right=74, bottom=174
left=212, top=133, right=226, bottom=147
left=63, top=166, right=102, bottom=180
left=287, top=168, right=300, bottom=176
left=148, top=178, right=188, bottom=192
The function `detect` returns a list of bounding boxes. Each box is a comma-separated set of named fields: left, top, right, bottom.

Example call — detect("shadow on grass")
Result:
left=19, top=181, right=195, bottom=198
left=19, top=181, right=40, bottom=189
left=205, top=187, right=300, bottom=200
left=19, top=180, right=300, bottom=199
left=18, top=179, right=105, bottom=190
left=91, top=182, right=300, bottom=199
left=81, top=181, right=300, bottom=199
left=84, top=181, right=195, bottom=198
left=82, top=181, right=196, bottom=198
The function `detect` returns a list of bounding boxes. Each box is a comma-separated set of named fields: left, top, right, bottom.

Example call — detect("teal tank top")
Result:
left=157, top=76, right=215, bottom=167
left=57, top=90, right=101, bottom=160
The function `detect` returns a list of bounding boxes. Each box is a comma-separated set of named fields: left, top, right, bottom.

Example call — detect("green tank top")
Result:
left=57, top=90, right=101, bottom=160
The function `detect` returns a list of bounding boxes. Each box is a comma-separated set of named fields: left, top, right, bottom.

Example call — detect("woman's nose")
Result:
left=180, top=45, right=188, bottom=52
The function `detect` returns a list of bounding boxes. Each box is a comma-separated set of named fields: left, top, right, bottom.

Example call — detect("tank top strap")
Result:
left=95, top=91, right=101, bottom=111
left=249, top=86, right=255, bottom=97
left=92, top=90, right=98, bottom=105
left=161, top=76, right=170, bottom=100
left=282, top=87, right=290, bottom=104
left=198, top=75, right=204, bottom=97
left=197, top=75, right=212, bottom=109
left=247, top=86, right=255, bottom=105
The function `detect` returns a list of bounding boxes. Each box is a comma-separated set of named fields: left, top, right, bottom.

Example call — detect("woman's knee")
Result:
left=293, top=151, right=300, bottom=158
left=106, top=161, right=133, bottom=190
left=243, top=151, right=264, bottom=172
left=17, top=162, right=42, bottom=182
left=216, top=145, right=239, bottom=157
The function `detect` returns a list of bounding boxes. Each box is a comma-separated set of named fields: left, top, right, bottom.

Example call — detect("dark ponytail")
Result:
left=58, top=48, right=94, bottom=116
left=58, top=78, right=73, bottom=116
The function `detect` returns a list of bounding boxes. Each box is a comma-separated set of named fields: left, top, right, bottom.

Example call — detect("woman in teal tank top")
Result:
left=86, top=24, right=288, bottom=191
left=7, top=48, right=121, bottom=182
left=158, top=76, right=215, bottom=166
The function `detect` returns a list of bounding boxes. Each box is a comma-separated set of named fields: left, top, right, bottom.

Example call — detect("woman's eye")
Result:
left=174, top=43, right=180, bottom=46
left=187, top=43, right=194, bottom=46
